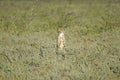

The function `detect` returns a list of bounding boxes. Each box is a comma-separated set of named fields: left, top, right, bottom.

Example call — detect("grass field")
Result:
left=0, top=0, right=120, bottom=80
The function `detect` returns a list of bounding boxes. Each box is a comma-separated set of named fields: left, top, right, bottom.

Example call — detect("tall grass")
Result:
left=0, top=0, right=120, bottom=80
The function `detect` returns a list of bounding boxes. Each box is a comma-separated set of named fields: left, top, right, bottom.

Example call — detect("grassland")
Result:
left=0, top=0, right=120, bottom=80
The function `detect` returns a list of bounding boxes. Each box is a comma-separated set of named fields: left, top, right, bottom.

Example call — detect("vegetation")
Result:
left=0, top=0, right=120, bottom=80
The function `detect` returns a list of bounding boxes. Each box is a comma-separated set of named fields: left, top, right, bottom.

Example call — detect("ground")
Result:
left=0, top=0, right=120, bottom=80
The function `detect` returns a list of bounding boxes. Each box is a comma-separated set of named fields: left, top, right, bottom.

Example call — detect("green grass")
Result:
left=0, top=0, right=120, bottom=80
